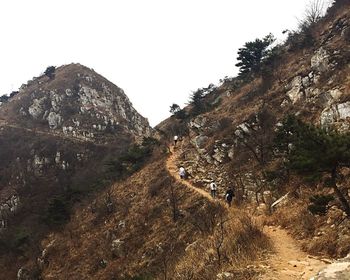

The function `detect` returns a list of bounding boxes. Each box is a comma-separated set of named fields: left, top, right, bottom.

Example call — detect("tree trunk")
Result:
left=332, top=169, right=350, bottom=218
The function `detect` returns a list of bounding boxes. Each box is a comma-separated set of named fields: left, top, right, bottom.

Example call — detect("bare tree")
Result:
left=214, top=213, right=227, bottom=267
left=160, top=242, right=176, bottom=280
left=300, top=0, right=329, bottom=27
left=168, top=183, right=185, bottom=222
left=104, top=189, right=115, bottom=214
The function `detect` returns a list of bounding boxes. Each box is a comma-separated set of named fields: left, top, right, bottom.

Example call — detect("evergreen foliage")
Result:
left=44, top=196, right=70, bottom=226
left=44, top=66, right=56, bottom=79
left=308, top=194, right=334, bottom=215
left=169, top=103, right=186, bottom=119
left=275, top=115, right=350, bottom=216
left=169, top=103, right=180, bottom=115
left=235, top=34, right=275, bottom=77
left=189, top=89, right=205, bottom=114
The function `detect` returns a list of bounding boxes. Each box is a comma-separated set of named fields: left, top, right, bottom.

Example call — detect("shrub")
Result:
left=106, top=137, right=158, bottom=178
left=44, top=196, right=70, bottom=226
left=44, top=66, right=56, bottom=79
left=0, top=95, right=9, bottom=103
left=308, top=194, right=334, bottom=215
left=9, top=91, right=19, bottom=98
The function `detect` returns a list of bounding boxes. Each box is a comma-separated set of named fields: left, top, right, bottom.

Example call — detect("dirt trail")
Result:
left=166, top=145, right=328, bottom=280
left=166, top=146, right=215, bottom=201
left=260, top=226, right=327, bottom=279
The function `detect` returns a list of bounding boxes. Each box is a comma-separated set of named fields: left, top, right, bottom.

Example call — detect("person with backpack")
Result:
left=210, top=181, right=217, bottom=198
left=225, top=187, right=234, bottom=207
left=179, top=166, right=186, bottom=179
left=174, top=135, right=178, bottom=146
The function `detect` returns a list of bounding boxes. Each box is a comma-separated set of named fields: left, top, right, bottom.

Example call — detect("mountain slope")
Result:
left=0, top=63, right=152, bottom=278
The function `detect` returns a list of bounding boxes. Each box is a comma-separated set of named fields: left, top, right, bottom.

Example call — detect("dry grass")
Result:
left=265, top=191, right=350, bottom=258
left=173, top=210, right=270, bottom=280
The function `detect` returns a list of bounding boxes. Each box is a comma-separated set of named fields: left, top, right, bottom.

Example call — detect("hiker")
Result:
left=179, top=166, right=186, bottom=179
left=225, top=187, right=234, bottom=207
left=174, top=135, right=178, bottom=146
left=210, top=181, right=217, bottom=198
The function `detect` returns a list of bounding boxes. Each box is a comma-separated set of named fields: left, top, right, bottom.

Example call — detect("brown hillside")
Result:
left=0, top=64, right=152, bottom=278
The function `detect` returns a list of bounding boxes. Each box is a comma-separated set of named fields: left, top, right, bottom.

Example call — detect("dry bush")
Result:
left=173, top=211, right=270, bottom=280
left=267, top=202, right=316, bottom=239
left=266, top=198, right=350, bottom=258
left=189, top=203, right=225, bottom=235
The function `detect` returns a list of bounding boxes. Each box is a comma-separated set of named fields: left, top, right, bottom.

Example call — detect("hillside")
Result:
left=0, top=64, right=151, bottom=278
left=2, top=1, right=350, bottom=279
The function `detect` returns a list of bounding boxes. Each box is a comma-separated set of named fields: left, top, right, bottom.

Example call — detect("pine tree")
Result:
left=235, top=34, right=275, bottom=77
left=275, top=115, right=350, bottom=217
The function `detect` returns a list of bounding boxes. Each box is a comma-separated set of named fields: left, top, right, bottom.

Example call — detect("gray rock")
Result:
left=28, top=97, right=47, bottom=119
left=302, top=76, right=311, bottom=88
left=17, top=267, right=31, bottom=280
left=189, top=116, right=207, bottom=129
left=111, top=239, right=125, bottom=258
left=329, top=89, right=343, bottom=101
left=212, top=148, right=226, bottom=163
left=227, top=148, right=235, bottom=160
left=47, top=112, right=63, bottom=129
left=286, top=76, right=303, bottom=104
left=217, top=272, right=234, bottom=279
left=65, top=88, right=73, bottom=96
left=311, top=47, right=330, bottom=73
left=194, top=135, right=208, bottom=149
left=311, top=254, right=350, bottom=280
left=320, top=101, right=350, bottom=128
left=19, top=107, right=27, bottom=116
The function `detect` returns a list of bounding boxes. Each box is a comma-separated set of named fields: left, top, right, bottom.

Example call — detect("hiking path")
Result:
left=166, top=145, right=328, bottom=280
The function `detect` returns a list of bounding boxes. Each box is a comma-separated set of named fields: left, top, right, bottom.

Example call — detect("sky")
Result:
left=0, top=0, right=331, bottom=126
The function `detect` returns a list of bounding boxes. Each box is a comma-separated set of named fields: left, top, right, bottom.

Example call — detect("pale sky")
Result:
left=0, top=0, right=331, bottom=126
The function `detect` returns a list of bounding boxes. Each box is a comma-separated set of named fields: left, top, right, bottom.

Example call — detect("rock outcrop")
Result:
left=312, top=254, right=350, bottom=280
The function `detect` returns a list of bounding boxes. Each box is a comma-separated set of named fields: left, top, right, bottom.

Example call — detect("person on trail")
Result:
left=179, top=166, right=186, bottom=179
left=210, top=181, right=217, bottom=198
left=225, top=187, right=234, bottom=207
left=174, top=135, right=179, bottom=146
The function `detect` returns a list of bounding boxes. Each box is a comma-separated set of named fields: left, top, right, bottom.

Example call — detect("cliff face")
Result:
left=0, top=64, right=152, bottom=278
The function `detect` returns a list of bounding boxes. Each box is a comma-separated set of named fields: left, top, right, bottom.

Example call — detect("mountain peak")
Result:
left=0, top=63, right=151, bottom=143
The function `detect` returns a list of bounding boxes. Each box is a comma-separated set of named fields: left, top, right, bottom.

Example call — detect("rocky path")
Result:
left=260, top=227, right=327, bottom=280
left=166, top=145, right=328, bottom=280
left=166, top=146, right=216, bottom=201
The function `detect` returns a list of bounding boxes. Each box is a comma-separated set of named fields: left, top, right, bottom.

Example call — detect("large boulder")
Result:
left=320, top=101, right=350, bottom=128
left=311, top=254, right=350, bottom=280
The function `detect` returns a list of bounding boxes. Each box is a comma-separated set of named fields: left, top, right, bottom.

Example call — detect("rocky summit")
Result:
left=0, top=63, right=151, bottom=142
